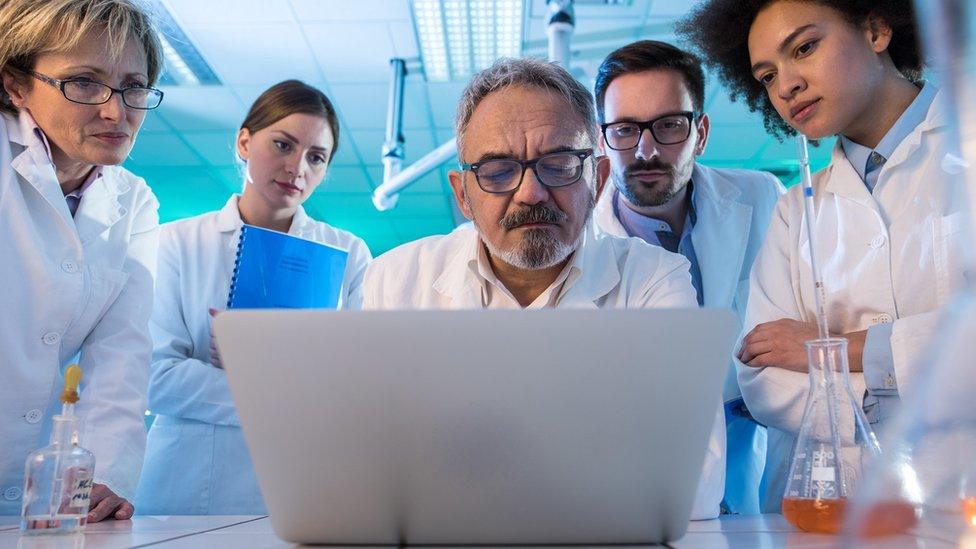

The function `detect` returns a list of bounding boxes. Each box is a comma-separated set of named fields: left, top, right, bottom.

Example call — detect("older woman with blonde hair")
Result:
left=0, top=0, right=164, bottom=521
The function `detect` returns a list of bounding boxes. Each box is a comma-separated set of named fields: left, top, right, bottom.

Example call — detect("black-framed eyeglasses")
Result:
left=459, top=149, right=594, bottom=194
left=28, top=71, right=164, bottom=110
left=600, top=111, right=698, bottom=151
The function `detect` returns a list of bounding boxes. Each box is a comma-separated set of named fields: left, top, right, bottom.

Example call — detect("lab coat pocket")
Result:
left=934, top=212, right=968, bottom=304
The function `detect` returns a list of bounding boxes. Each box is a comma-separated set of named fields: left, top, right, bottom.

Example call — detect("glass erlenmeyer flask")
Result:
left=782, top=338, right=882, bottom=533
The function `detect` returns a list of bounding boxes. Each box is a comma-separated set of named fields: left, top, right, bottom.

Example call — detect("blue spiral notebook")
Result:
left=227, top=225, right=349, bottom=309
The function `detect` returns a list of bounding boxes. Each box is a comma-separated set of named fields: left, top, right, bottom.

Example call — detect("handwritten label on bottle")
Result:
left=70, top=477, right=93, bottom=508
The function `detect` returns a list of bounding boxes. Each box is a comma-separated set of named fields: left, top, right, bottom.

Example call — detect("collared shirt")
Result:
left=24, top=111, right=103, bottom=217
left=613, top=185, right=704, bottom=305
left=469, top=240, right=581, bottom=309
left=840, top=82, right=936, bottom=192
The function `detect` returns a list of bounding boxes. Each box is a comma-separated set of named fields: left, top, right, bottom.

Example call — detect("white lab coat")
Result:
left=362, top=227, right=728, bottom=519
left=135, top=195, right=372, bottom=515
left=739, top=91, right=969, bottom=512
left=594, top=163, right=784, bottom=516
left=0, top=111, right=158, bottom=513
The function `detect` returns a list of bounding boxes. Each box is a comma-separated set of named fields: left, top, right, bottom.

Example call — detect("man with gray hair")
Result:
left=361, top=58, right=726, bottom=519
left=362, top=57, right=694, bottom=311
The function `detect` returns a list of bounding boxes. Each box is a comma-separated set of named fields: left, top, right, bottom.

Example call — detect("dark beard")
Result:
left=614, top=158, right=680, bottom=208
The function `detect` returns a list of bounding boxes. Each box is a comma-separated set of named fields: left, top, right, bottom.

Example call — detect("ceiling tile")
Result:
left=351, top=129, right=437, bottom=165
left=163, top=0, right=294, bottom=25
left=427, top=82, right=467, bottom=128
left=303, top=22, right=397, bottom=83
left=290, top=0, right=411, bottom=21
left=186, top=23, right=323, bottom=85
left=156, top=87, right=246, bottom=131
left=387, top=21, right=420, bottom=58
left=330, top=82, right=432, bottom=130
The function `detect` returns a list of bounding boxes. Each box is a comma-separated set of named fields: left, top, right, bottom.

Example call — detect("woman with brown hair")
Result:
left=0, top=0, right=164, bottom=521
left=135, top=80, right=372, bottom=515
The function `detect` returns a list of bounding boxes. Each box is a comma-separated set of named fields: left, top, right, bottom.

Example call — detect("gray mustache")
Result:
left=500, top=205, right=567, bottom=229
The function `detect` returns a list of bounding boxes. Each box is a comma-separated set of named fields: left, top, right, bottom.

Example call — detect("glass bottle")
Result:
left=21, top=367, right=95, bottom=537
left=21, top=414, right=95, bottom=535
left=781, top=338, right=882, bottom=534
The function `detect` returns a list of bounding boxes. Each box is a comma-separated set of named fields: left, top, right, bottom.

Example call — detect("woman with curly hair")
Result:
left=678, top=1, right=968, bottom=512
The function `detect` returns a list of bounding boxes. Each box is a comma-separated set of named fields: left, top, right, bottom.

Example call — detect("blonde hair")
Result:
left=0, top=0, right=163, bottom=115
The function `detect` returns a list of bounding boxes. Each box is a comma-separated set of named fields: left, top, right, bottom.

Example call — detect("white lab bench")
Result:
left=0, top=513, right=957, bottom=548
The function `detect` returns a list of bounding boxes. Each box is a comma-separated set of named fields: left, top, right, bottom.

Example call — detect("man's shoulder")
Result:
left=698, top=164, right=784, bottom=196
left=370, top=230, right=467, bottom=274
left=695, top=164, right=785, bottom=218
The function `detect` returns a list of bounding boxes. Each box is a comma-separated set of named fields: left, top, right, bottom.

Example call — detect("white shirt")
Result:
left=361, top=226, right=726, bottom=519
left=738, top=89, right=969, bottom=512
left=0, top=110, right=159, bottom=511
left=135, top=195, right=372, bottom=514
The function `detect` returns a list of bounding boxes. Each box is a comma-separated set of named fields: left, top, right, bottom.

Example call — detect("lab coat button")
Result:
left=878, top=313, right=893, bottom=324
left=24, top=409, right=42, bottom=424
left=2, top=487, right=21, bottom=501
left=60, top=260, right=78, bottom=273
left=41, top=332, right=60, bottom=345
left=870, top=235, right=887, bottom=248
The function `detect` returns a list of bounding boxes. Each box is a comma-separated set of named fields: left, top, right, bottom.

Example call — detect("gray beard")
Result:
left=466, top=191, right=594, bottom=271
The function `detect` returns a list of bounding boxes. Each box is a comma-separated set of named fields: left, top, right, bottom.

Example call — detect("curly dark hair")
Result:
left=675, top=0, right=922, bottom=139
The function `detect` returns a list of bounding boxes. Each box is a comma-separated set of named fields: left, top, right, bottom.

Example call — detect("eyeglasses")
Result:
left=600, top=111, right=698, bottom=151
left=459, top=149, right=593, bottom=194
left=28, top=71, right=164, bottom=110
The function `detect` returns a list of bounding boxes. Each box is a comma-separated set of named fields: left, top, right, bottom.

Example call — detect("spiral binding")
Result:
left=226, top=225, right=250, bottom=308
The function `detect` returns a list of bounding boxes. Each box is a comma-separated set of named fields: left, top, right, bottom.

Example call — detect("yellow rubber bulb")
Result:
left=61, top=364, right=82, bottom=404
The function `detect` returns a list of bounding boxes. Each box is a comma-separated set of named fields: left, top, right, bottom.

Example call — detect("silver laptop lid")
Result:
left=215, top=309, right=737, bottom=545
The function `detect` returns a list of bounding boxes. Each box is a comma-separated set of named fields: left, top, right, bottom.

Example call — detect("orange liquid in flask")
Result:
left=963, top=497, right=976, bottom=528
left=782, top=497, right=847, bottom=534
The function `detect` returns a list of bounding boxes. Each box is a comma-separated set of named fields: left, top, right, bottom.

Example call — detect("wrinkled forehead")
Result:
left=461, top=85, right=592, bottom=161
left=35, top=28, right=148, bottom=75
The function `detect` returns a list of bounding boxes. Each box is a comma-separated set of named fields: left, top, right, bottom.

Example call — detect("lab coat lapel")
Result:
left=884, top=88, right=947, bottom=173
left=72, top=170, right=126, bottom=245
left=822, top=142, right=876, bottom=209
left=8, top=119, right=74, bottom=227
left=690, top=165, right=751, bottom=309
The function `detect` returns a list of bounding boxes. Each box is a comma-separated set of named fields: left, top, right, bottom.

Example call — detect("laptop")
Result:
left=214, top=309, right=737, bottom=545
